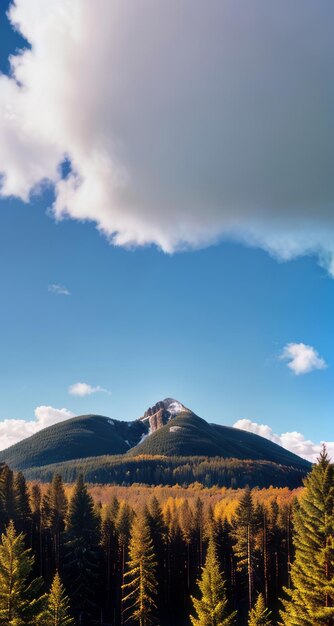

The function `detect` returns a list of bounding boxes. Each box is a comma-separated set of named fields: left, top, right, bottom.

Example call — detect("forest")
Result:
left=0, top=450, right=332, bottom=626
left=23, top=454, right=307, bottom=490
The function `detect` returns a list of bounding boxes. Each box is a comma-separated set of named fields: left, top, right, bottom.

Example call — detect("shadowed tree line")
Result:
left=0, top=451, right=333, bottom=625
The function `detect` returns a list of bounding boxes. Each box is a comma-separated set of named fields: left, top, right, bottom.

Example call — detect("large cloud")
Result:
left=234, top=418, right=334, bottom=463
left=280, top=343, right=327, bottom=375
left=1, top=1, right=334, bottom=270
left=0, top=406, right=75, bottom=450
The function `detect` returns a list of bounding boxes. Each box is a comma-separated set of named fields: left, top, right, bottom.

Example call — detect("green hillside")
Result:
left=24, top=454, right=308, bottom=489
left=0, top=399, right=311, bottom=487
left=0, top=414, right=145, bottom=470
left=128, top=411, right=309, bottom=469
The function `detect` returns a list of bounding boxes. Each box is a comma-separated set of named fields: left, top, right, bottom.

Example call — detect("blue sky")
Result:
left=0, top=1, right=333, bottom=460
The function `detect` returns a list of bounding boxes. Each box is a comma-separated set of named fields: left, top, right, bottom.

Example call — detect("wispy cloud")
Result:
left=0, top=406, right=75, bottom=451
left=68, top=382, right=111, bottom=397
left=234, top=418, right=334, bottom=463
left=48, top=284, right=71, bottom=296
left=1, top=2, right=334, bottom=273
left=280, top=342, right=327, bottom=375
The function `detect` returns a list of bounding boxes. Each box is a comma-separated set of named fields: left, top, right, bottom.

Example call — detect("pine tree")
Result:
left=0, top=520, right=45, bottom=625
left=1, top=465, right=16, bottom=523
left=190, top=537, right=237, bottom=626
left=248, top=593, right=272, bottom=626
left=280, top=448, right=334, bottom=625
left=232, top=487, right=256, bottom=610
left=122, top=512, right=158, bottom=626
left=64, top=475, right=100, bottom=621
left=40, top=572, right=74, bottom=626
left=31, top=483, right=43, bottom=576
left=146, top=496, right=167, bottom=613
left=42, top=474, right=67, bottom=569
left=117, top=500, right=135, bottom=612
left=14, top=471, right=31, bottom=533
left=101, top=498, right=120, bottom=617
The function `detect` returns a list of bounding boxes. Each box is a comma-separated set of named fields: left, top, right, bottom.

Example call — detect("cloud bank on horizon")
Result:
left=0, top=406, right=75, bottom=450
left=1, top=1, right=334, bottom=272
left=234, top=418, right=334, bottom=464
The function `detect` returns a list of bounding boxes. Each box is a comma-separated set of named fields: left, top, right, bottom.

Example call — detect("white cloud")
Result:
left=0, top=406, right=75, bottom=451
left=68, top=382, right=111, bottom=397
left=48, top=284, right=70, bottom=296
left=234, top=418, right=334, bottom=463
left=280, top=343, right=327, bottom=375
left=1, top=2, right=334, bottom=272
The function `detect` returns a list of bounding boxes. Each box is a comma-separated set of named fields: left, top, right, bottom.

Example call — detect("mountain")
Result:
left=0, top=414, right=146, bottom=470
left=0, top=398, right=311, bottom=487
left=131, top=410, right=308, bottom=469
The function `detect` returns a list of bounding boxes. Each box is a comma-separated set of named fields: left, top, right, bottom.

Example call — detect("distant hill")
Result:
left=130, top=410, right=308, bottom=469
left=0, top=414, right=145, bottom=470
left=0, top=398, right=311, bottom=487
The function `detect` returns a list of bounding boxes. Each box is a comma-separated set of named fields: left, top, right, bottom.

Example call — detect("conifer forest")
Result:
left=0, top=452, right=333, bottom=626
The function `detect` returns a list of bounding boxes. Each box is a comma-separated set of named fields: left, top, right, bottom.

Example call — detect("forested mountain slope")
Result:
left=0, top=413, right=146, bottom=470
left=0, top=398, right=310, bottom=486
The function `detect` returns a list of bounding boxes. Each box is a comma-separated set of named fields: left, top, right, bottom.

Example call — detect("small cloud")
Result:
left=280, top=342, right=327, bottom=375
left=0, top=406, right=75, bottom=451
left=233, top=418, right=334, bottom=463
left=68, top=382, right=111, bottom=397
left=48, top=283, right=71, bottom=296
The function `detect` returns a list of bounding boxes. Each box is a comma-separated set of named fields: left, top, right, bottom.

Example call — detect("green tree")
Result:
left=248, top=593, right=272, bottom=626
left=14, top=472, right=31, bottom=533
left=190, top=537, right=237, bottom=626
left=64, top=475, right=100, bottom=621
left=0, top=520, right=45, bottom=625
left=280, top=448, right=334, bottom=625
left=0, top=465, right=16, bottom=523
left=122, top=512, right=157, bottom=626
left=232, top=487, right=256, bottom=610
left=40, top=572, right=74, bottom=626
left=42, top=474, right=67, bottom=569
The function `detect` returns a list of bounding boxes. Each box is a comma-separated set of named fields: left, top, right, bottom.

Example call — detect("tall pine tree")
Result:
left=280, top=448, right=334, bottom=625
left=40, top=572, right=74, bottom=626
left=122, top=512, right=157, bottom=626
left=248, top=593, right=272, bottom=626
left=0, top=520, right=45, bottom=625
left=14, top=471, right=31, bottom=534
left=42, top=474, right=67, bottom=570
left=190, top=537, right=237, bottom=626
left=64, top=475, right=100, bottom=624
left=232, top=487, right=256, bottom=610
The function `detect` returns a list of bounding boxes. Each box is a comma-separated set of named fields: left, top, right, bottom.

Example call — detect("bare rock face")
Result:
left=139, top=398, right=187, bottom=433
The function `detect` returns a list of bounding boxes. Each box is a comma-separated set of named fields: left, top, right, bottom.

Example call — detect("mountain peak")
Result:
left=139, top=398, right=188, bottom=433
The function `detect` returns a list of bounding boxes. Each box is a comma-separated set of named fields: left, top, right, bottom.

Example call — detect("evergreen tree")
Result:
left=14, top=471, right=31, bottom=533
left=0, top=520, right=45, bottom=625
left=1, top=465, right=16, bottom=523
left=31, top=483, right=43, bottom=577
left=280, top=448, right=334, bottom=625
left=146, top=496, right=167, bottom=613
left=190, top=537, right=237, bottom=626
left=101, top=498, right=120, bottom=618
left=248, top=593, right=272, bottom=626
left=40, top=572, right=74, bottom=626
left=232, top=487, right=256, bottom=610
left=42, top=474, right=67, bottom=570
left=64, top=475, right=100, bottom=623
left=117, top=501, right=135, bottom=603
left=122, top=512, right=157, bottom=626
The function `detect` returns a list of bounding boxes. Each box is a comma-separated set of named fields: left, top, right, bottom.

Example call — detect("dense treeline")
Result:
left=24, top=454, right=307, bottom=490
left=0, top=452, right=332, bottom=625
